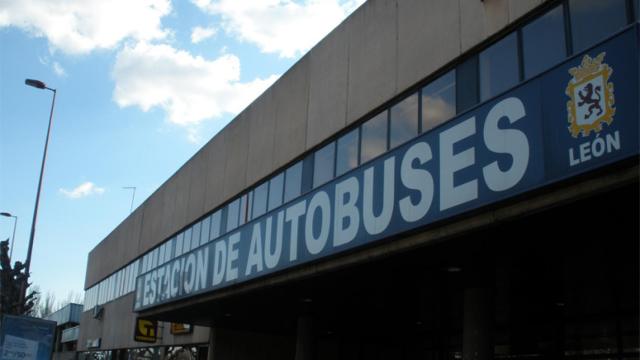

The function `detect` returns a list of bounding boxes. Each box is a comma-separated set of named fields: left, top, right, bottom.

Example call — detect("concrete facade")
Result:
left=83, top=0, right=546, bottom=291
left=79, top=0, right=638, bottom=356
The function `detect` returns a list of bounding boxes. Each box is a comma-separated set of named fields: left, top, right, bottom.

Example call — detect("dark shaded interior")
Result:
left=145, top=179, right=638, bottom=360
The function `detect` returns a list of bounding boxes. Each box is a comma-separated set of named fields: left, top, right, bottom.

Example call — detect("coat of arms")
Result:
left=566, top=52, right=615, bottom=138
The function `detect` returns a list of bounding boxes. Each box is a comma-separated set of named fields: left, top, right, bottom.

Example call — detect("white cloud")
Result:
left=52, top=62, right=66, bottom=77
left=37, top=56, right=67, bottom=76
left=0, top=0, right=171, bottom=55
left=112, top=42, right=279, bottom=127
left=191, top=26, right=217, bottom=44
left=60, top=182, right=105, bottom=199
left=192, top=0, right=365, bottom=58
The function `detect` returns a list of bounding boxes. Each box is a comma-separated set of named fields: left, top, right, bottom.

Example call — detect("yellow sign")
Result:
left=134, top=318, right=157, bottom=343
left=566, top=52, right=616, bottom=138
left=170, top=323, right=193, bottom=335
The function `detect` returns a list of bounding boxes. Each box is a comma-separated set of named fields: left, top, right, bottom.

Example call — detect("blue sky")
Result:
left=0, top=0, right=363, bottom=304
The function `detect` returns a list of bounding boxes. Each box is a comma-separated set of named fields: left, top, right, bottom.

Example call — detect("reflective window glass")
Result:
left=226, top=199, right=240, bottom=231
left=239, top=194, right=248, bottom=226
left=246, top=192, right=253, bottom=221
left=284, top=162, right=303, bottom=203
left=301, top=154, right=314, bottom=193
left=200, top=216, right=210, bottom=245
left=150, top=248, right=158, bottom=269
left=182, top=228, right=192, bottom=253
left=191, top=222, right=201, bottom=249
left=313, top=142, right=336, bottom=188
left=252, top=182, right=269, bottom=219
left=570, top=0, right=628, bottom=53
left=523, top=5, right=566, bottom=79
left=390, top=94, right=419, bottom=149
left=422, top=70, right=456, bottom=132
left=361, top=111, right=388, bottom=164
left=175, top=233, right=184, bottom=257
left=210, top=211, right=221, bottom=240
left=480, top=32, right=520, bottom=101
left=165, top=239, right=174, bottom=263
left=158, top=245, right=165, bottom=266
left=268, top=172, right=284, bottom=211
left=456, top=56, right=479, bottom=113
left=336, top=129, right=359, bottom=176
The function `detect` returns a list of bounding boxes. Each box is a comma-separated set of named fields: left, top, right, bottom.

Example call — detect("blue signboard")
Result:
left=0, top=315, right=56, bottom=360
left=133, top=27, right=639, bottom=312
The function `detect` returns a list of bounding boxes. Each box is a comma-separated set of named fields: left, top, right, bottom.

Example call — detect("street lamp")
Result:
left=122, top=186, right=137, bottom=214
left=0, top=212, right=18, bottom=261
left=22, top=78, right=57, bottom=311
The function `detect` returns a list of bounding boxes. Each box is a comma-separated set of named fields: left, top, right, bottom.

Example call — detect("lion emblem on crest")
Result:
left=566, top=52, right=616, bottom=138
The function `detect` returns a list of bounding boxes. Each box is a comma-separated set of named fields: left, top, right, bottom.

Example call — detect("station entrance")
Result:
left=143, top=174, right=639, bottom=360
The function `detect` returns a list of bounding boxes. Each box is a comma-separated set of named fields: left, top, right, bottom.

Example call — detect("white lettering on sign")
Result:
left=136, top=95, right=534, bottom=310
left=569, top=131, right=621, bottom=166
left=482, top=97, right=529, bottom=192
left=399, top=141, right=434, bottom=222
left=2, top=335, right=38, bottom=360
left=333, top=177, right=360, bottom=247
left=362, top=157, right=395, bottom=235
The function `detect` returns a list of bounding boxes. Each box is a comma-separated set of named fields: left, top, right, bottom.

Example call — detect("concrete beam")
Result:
left=306, top=23, right=349, bottom=149
left=246, top=88, right=277, bottom=186
left=273, top=59, right=310, bottom=169
left=346, top=0, right=398, bottom=125
left=203, top=131, right=227, bottom=213
left=397, top=0, right=461, bottom=92
left=222, top=110, right=250, bottom=201
left=186, top=149, right=208, bottom=224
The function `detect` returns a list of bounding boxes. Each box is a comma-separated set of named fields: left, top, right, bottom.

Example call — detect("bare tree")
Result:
left=35, top=291, right=57, bottom=317
left=31, top=289, right=85, bottom=318
left=59, top=291, right=84, bottom=307
left=0, top=239, right=37, bottom=316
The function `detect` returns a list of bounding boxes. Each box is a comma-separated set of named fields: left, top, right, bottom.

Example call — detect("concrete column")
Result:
left=207, top=328, right=216, bottom=360
left=294, top=315, right=313, bottom=360
left=157, top=347, right=166, bottom=360
left=113, top=349, right=127, bottom=360
left=462, top=263, right=495, bottom=360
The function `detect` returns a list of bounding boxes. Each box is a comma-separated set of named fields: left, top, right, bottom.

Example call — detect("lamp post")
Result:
left=0, top=212, right=18, bottom=261
left=22, top=78, right=57, bottom=312
left=123, top=186, right=137, bottom=214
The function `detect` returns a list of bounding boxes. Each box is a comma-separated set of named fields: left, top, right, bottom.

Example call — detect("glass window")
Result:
left=522, top=5, right=566, bottom=79
left=456, top=56, right=479, bottom=113
left=246, top=192, right=253, bottom=221
left=158, top=245, right=165, bottom=266
left=191, top=222, right=201, bottom=249
left=336, top=129, right=359, bottom=176
left=480, top=32, right=520, bottom=101
left=570, top=0, right=628, bottom=53
left=313, top=142, right=336, bottom=188
left=361, top=111, right=388, bottom=164
left=226, top=199, right=240, bottom=232
left=284, top=161, right=302, bottom=203
left=165, top=239, right=174, bottom=263
left=150, top=249, right=158, bottom=269
left=301, top=154, right=315, bottom=193
left=200, top=216, right=210, bottom=245
left=175, top=233, right=184, bottom=257
left=252, top=181, right=269, bottom=219
left=636, top=0, right=639, bottom=21
left=422, top=70, right=456, bottom=132
left=182, top=228, right=192, bottom=253
left=239, top=194, right=248, bottom=226
left=390, top=94, right=419, bottom=148
left=268, top=172, right=284, bottom=211
left=210, top=211, right=221, bottom=240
